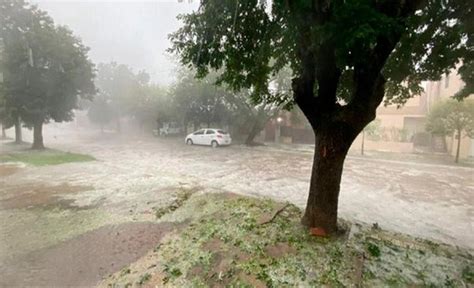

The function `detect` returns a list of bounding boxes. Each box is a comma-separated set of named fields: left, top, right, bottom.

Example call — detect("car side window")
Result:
left=205, top=130, right=215, bottom=134
left=194, top=130, right=204, bottom=135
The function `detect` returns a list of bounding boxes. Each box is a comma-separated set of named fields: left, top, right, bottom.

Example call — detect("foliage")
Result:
left=87, top=93, right=114, bottom=128
left=137, top=273, right=151, bottom=285
left=366, top=242, right=381, bottom=258
left=364, top=119, right=382, bottom=141
left=94, top=62, right=145, bottom=120
left=169, top=68, right=232, bottom=128
left=0, top=149, right=95, bottom=166
left=169, top=0, right=472, bottom=107
left=92, top=62, right=170, bottom=131
left=103, top=193, right=474, bottom=287
left=426, top=99, right=474, bottom=137
left=132, top=84, right=168, bottom=128
left=0, top=0, right=96, bottom=127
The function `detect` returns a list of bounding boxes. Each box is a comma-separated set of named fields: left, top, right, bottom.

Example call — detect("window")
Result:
left=206, top=130, right=215, bottom=134
left=194, top=130, right=204, bottom=135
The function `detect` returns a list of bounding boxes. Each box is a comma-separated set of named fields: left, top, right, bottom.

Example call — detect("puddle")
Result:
left=0, top=183, right=93, bottom=210
left=0, top=164, right=22, bottom=177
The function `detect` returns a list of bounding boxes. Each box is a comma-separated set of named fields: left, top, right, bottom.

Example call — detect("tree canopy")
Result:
left=426, top=99, right=474, bottom=162
left=0, top=0, right=96, bottom=148
left=426, top=100, right=474, bottom=136
left=170, top=0, right=472, bottom=108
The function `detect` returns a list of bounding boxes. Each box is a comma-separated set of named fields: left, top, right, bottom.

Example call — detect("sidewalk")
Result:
left=253, top=142, right=474, bottom=169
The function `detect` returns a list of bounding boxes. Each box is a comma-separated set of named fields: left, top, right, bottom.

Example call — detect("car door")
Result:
left=205, top=129, right=216, bottom=145
left=192, top=129, right=205, bottom=145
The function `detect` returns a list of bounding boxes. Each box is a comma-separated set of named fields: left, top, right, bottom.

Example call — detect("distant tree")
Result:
left=170, top=68, right=231, bottom=131
left=87, top=94, right=114, bottom=133
left=225, top=90, right=277, bottom=145
left=131, top=84, right=168, bottom=133
left=426, top=99, right=474, bottom=163
left=95, top=63, right=147, bottom=132
left=1, top=1, right=96, bottom=149
left=0, top=82, right=14, bottom=138
left=225, top=67, right=292, bottom=145
left=360, top=119, right=381, bottom=155
left=170, top=0, right=472, bottom=233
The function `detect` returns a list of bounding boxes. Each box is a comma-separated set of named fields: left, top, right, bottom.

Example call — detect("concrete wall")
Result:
left=351, top=134, right=414, bottom=154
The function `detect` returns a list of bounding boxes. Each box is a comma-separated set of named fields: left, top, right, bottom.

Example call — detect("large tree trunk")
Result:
left=455, top=129, right=461, bottom=163
left=301, top=128, right=353, bottom=233
left=32, top=121, right=45, bottom=150
left=14, top=116, right=22, bottom=144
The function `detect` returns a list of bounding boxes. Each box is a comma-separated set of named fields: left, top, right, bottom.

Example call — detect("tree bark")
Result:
left=301, top=128, right=353, bottom=232
left=32, top=121, right=45, bottom=150
left=455, top=129, right=461, bottom=163
left=14, top=116, right=22, bottom=144
left=245, top=121, right=265, bottom=146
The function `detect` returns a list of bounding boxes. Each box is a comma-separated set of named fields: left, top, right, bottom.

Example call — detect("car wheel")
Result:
left=186, top=139, right=193, bottom=145
left=211, top=141, right=218, bottom=148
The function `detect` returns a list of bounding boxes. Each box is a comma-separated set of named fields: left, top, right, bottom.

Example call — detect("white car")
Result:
left=185, top=129, right=232, bottom=147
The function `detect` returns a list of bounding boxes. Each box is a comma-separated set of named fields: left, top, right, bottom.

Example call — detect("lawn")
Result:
left=101, top=192, right=473, bottom=287
left=0, top=149, right=95, bottom=166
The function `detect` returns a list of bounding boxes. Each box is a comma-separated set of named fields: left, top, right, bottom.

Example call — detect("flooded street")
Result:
left=1, top=124, right=473, bottom=285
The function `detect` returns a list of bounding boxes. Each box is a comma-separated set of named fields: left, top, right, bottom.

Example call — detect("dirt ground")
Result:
left=0, top=222, right=177, bottom=287
left=0, top=123, right=473, bottom=286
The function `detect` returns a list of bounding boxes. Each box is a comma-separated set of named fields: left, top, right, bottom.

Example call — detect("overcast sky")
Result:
left=31, top=0, right=199, bottom=85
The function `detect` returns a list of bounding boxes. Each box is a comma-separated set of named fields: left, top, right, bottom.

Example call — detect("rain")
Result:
left=1, top=1, right=473, bottom=287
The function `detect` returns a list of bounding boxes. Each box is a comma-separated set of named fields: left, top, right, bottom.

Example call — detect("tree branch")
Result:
left=345, top=0, right=426, bottom=128
left=259, top=203, right=290, bottom=225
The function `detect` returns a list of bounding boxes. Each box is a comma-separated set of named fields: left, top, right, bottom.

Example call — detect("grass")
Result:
left=0, top=149, right=95, bottom=166
left=102, top=193, right=474, bottom=288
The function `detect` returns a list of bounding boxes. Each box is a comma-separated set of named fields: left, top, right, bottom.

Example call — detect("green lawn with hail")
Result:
left=0, top=149, right=95, bottom=166
left=102, top=192, right=474, bottom=288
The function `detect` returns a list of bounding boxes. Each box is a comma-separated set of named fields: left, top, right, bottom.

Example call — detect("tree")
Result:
left=170, top=68, right=232, bottom=131
left=361, top=119, right=381, bottom=155
left=95, top=62, right=147, bottom=132
left=225, top=66, right=293, bottom=145
left=426, top=99, right=474, bottom=163
left=87, top=93, right=114, bottom=133
left=131, top=84, right=168, bottom=133
left=170, top=0, right=472, bottom=233
left=0, top=80, right=14, bottom=139
left=1, top=1, right=96, bottom=149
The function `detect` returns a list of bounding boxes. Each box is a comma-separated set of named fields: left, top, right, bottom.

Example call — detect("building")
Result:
left=262, top=67, right=474, bottom=160
left=370, top=68, right=474, bottom=159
